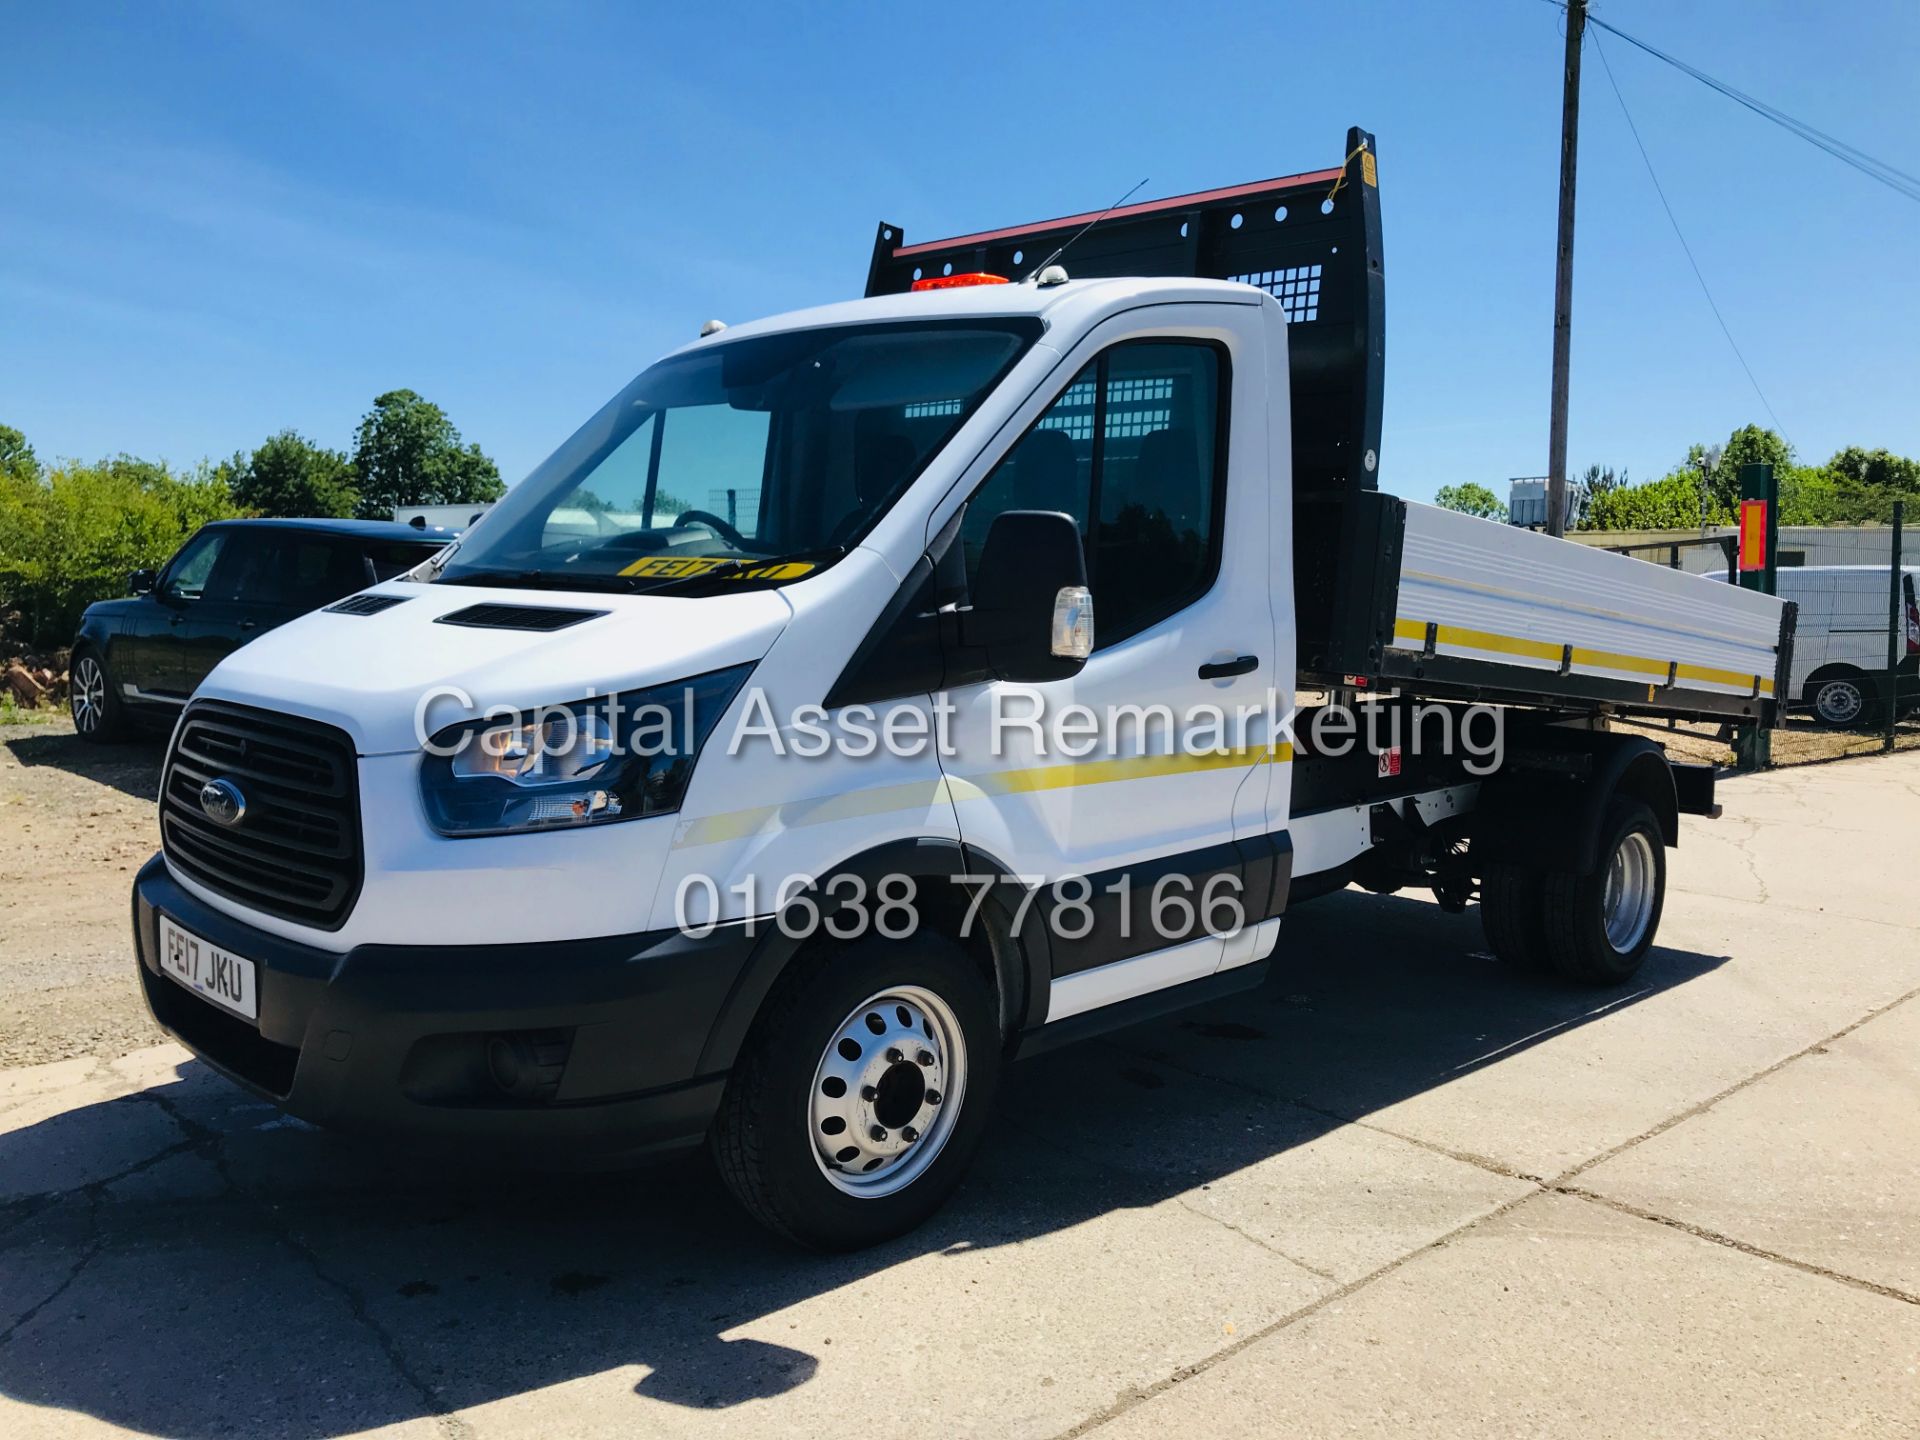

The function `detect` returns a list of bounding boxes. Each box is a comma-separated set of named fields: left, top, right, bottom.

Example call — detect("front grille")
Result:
left=161, top=701, right=363, bottom=931
left=435, top=603, right=607, bottom=632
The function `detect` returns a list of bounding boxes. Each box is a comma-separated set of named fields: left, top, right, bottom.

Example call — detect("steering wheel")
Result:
left=673, top=509, right=750, bottom=552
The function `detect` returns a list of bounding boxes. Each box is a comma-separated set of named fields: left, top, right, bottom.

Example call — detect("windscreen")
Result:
left=438, top=318, right=1041, bottom=594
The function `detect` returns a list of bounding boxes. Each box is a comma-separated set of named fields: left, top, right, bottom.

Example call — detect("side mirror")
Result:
left=128, top=569, right=157, bottom=596
left=965, top=510, right=1094, bottom=682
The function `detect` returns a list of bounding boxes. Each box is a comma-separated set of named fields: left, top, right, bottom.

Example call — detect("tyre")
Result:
left=1809, top=672, right=1873, bottom=729
left=710, top=932, right=1001, bottom=1250
left=1480, top=861, right=1550, bottom=971
left=1541, top=799, right=1666, bottom=985
left=68, top=648, right=129, bottom=743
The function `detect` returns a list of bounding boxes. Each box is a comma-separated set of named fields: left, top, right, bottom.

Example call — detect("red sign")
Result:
left=1738, top=499, right=1768, bottom=573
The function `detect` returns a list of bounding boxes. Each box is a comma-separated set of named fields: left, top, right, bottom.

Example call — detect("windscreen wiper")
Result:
left=436, top=568, right=644, bottom=594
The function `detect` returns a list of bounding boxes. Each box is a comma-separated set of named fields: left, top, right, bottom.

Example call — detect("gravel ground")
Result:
left=1614, top=712, right=1920, bottom=768
left=0, top=715, right=166, bottom=1067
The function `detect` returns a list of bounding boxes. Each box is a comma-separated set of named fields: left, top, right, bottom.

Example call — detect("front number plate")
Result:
left=159, top=914, right=259, bottom=1023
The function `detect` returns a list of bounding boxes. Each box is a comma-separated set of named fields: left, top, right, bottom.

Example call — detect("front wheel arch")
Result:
left=693, top=837, right=1046, bottom=1077
left=1471, top=732, right=1677, bottom=875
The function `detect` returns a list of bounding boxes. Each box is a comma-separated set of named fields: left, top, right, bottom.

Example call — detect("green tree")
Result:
left=1777, top=464, right=1843, bottom=525
left=0, top=456, right=242, bottom=648
left=1827, top=445, right=1920, bottom=493
left=1433, top=482, right=1507, bottom=521
left=0, top=424, right=38, bottom=481
left=222, top=430, right=357, bottom=517
left=1823, top=445, right=1920, bottom=522
left=1699, top=425, right=1792, bottom=513
left=349, top=389, right=504, bottom=520
left=1580, top=464, right=1629, bottom=502
left=1582, top=469, right=1729, bottom=531
left=1569, top=464, right=1629, bottom=529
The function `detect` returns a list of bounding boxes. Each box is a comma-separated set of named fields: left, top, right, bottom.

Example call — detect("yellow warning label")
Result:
left=1361, top=151, right=1378, bottom=187
left=618, top=555, right=817, bottom=581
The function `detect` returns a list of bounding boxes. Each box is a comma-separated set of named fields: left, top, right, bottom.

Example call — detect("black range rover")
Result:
left=69, top=518, right=449, bottom=741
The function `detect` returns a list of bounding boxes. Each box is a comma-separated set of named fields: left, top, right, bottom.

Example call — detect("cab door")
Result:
left=172, top=529, right=270, bottom=696
left=121, top=527, right=233, bottom=705
left=932, top=303, right=1284, bottom=1019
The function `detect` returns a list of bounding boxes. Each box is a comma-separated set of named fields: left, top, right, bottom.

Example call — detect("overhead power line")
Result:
left=1588, top=25, right=1786, bottom=439
left=1549, top=3, right=1920, bottom=205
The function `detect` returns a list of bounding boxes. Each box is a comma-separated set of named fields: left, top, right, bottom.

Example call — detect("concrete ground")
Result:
left=1, top=734, right=1917, bottom=1438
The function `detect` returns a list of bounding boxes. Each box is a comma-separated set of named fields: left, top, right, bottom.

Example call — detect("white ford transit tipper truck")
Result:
left=134, top=129, right=1795, bottom=1248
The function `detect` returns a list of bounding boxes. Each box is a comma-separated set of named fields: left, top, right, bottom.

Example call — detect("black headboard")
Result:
left=864, top=125, right=1385, bottom=501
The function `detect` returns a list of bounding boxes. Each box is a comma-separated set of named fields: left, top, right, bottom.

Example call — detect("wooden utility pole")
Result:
left=1545, top=0, right=1587, bottom=537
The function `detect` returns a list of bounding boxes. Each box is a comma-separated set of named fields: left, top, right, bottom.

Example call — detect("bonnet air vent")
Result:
left=434, top=603, right=609, bottom=632
left=324, top=593, right=411, bottom=616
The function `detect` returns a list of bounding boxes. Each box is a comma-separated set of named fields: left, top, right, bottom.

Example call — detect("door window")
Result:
left=245, top=536, right=369, bottom=609
left=960, top=341, right=1225, bottom=647
left=162, top=529, right=229, bottom=601
left=199, top=531, right=270, bottom=604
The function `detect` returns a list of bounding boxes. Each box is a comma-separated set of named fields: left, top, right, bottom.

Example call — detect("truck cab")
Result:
left=130, top=130, right=1793, bottom=1249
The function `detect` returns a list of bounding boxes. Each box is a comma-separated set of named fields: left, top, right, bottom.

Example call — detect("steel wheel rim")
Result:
left=809, top=985, right=967, bottom=1198
left=1815, top=680, right=1863, bottom=725
left=1602, top=830, right=1657, bottom=953
left=71, top=657, right=105, bottom=732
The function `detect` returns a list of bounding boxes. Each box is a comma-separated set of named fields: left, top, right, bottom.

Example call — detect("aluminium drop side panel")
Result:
left=1382, top=503, right=1788, bottom=722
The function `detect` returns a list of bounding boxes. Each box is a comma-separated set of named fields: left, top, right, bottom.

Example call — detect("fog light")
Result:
left=485, top=1034, right=524, bottom=1092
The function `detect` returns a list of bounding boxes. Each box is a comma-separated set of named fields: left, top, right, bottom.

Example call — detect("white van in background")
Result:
left=1710, top=565, right=1920, bottom=726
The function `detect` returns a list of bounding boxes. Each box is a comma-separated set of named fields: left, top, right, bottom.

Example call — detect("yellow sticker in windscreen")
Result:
left=618, top=556, right=816, bottom=581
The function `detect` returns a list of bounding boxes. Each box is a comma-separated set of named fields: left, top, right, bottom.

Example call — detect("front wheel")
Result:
left=1541, top=799, right=1666, bottom=985
left=710, top=933, right=1001, bottom=1250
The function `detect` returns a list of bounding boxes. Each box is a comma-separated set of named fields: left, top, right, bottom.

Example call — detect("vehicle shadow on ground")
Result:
left=4, top=730, right=166, bottom=802
left=0, top=889, right=1725, bottom=1437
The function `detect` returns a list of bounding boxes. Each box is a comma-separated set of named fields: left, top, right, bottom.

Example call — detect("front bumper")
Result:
left=132, top=854, right=757, bottom=1160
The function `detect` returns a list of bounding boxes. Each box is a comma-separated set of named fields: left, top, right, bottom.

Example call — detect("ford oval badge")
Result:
left=199, top=778, right=247, bottom=826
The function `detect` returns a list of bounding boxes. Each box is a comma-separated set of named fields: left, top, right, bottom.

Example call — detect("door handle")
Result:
left=169, top=614, right=186, bottom=627
left=1198, top=655, right=1259, bottom=680
left=240, top=620, right=257, bottom=631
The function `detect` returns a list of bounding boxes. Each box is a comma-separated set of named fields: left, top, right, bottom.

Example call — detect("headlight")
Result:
left=419, top=665, right=751, bottom=836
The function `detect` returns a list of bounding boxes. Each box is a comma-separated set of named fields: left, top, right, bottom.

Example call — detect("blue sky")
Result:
left=5, top=0, right=1917, bottom=503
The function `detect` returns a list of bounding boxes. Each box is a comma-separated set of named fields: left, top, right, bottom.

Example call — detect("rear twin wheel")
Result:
left=1480, top=798, right=1666, bottom=985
